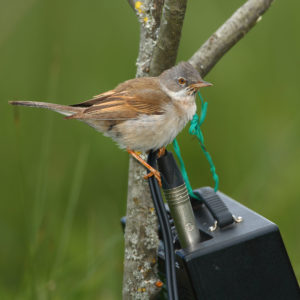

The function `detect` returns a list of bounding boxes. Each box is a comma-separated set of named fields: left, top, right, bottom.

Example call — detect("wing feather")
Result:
left=66, top=78, right=171, bottom=120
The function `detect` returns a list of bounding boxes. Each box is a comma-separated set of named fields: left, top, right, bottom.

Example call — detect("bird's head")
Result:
left=159, top=62, right=212, bottom=99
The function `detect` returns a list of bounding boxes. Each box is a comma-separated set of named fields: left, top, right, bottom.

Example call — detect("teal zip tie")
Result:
left=172, top=91, right=219, bottom=196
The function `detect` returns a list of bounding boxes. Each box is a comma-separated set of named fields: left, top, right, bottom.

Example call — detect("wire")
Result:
left=147, top=151, right=178, bottom=300
left=172, top=91, right=219, bottom=194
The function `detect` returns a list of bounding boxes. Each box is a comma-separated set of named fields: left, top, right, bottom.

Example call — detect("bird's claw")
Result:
left=144, top=170, right=162, bottom=187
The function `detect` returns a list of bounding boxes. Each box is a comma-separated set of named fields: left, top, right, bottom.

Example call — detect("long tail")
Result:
left=9, top=100, right=82, bottom=117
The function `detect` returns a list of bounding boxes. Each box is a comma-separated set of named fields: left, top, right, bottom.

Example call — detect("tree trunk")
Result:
left=122, top=0, right=274, bottom=298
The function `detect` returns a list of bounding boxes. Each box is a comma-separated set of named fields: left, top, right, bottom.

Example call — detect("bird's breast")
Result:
left=114, top=99, right=196, bottom=151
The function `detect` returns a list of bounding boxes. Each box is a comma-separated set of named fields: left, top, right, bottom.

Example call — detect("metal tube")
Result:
left=163, top=184, right=200, bottom=249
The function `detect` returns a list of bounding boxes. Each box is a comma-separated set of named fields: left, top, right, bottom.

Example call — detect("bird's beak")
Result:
left=190, top=80, right=213, bottom=89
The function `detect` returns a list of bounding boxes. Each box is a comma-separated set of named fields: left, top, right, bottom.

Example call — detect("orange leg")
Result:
left=157, top=147, right=166, bottom=158
left=127, top=149, right=162, bottom=187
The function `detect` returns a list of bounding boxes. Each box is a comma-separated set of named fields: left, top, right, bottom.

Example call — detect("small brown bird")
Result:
left=9, top=62, right=211, bottom=185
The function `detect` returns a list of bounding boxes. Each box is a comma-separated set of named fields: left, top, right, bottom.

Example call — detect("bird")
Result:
left=9, top=61, right=212, bottom=186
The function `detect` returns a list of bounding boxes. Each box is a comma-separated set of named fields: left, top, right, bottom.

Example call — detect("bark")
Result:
left=133, top=0, right=164, bottom=77
left=123, top=1, right=164, bottom=299
left=149, top=0, right=187, bottom=75
left=123, top=0, right=188, bottom=298
left=188, top=0, right=274, bottom=77
left=123, top=154, right=161, bottom=300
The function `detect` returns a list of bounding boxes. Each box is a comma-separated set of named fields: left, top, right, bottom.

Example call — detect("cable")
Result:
left=147, top=151, right=178, bottom=300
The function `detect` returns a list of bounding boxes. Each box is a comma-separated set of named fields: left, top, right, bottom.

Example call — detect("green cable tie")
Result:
left=172, top=91, right=219, bottom=197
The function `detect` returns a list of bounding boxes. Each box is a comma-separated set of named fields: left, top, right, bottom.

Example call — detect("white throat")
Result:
left=160, top=84, right=195, bottom=102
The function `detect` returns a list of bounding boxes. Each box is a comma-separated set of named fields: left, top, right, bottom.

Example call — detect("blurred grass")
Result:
left=1, top=0, right=300, bottom=298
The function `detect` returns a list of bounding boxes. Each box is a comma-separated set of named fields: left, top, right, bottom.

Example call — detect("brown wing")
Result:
left=67, top=78, right=171, bottom=120
left=70, top=90, right=116, bottom=107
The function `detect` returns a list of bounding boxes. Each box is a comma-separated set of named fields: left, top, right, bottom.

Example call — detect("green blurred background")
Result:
left=1, top=0, right=299, bottom=298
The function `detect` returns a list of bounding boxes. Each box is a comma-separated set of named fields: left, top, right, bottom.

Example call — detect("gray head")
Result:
left=159, top=62, right=212, bottom=95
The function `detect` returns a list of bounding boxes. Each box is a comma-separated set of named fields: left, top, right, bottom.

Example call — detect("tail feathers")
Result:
left=9, top=101, right=82, bottom=117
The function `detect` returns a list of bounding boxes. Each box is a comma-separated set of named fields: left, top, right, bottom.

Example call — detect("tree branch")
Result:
left=131, top=0, right=164, bottom=77
left=123, top=1, right=164, bottom=299
left=123, top=0, right=189, bottom=298
left=123, top=155, right=161, bottom=300
left=150, top=0, right=187, bottom=76
left=188, top=0, right=274, bottom=77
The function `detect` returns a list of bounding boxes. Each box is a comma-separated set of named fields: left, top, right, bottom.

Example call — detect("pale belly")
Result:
left=112, top=101, right=197, bottom=151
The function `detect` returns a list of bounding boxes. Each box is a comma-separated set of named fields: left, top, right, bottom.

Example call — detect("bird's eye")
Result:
left=178, top=77, right=186, bottom=85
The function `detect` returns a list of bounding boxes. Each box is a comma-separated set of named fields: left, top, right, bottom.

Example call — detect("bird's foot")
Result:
left=144, top=169, right=162, bottom=187
left=127, top=149, right=162, bottom=187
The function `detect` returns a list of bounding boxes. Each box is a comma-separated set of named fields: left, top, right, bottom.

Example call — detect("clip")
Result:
left=232, top=215, right=243, bottom=223
left=209, top=221, right=218, bottom=232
